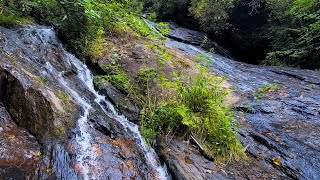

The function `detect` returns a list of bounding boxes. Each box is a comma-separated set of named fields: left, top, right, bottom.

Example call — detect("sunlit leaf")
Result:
left=8, top=135, right=16, bottom=139
left=262, top=131, right=272, bottom=135
left=46, top=168, right=52, bottom=173
left=273, top=157, right=281, bottom=166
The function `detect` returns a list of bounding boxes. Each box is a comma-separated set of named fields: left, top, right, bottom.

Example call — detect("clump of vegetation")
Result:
left=98, top=64, right=133, bottom=95
left=156, top=22, right=170, bottom=35
left=138, top=67, right=157, bottom=84
left=0, top=12, right=32, bottom=27
left=0, top=1, right=34, bottom=27
left=57, top=90, right=70, bottom=103
left=255, top=83, right=280, bottom=102
left=141, top=64, right=245, bottom=162
left=193, top=52, right=214, bottom=67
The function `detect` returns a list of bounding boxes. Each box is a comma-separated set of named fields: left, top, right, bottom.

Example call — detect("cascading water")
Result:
left=70, top=56, right=169, bottom=179
left=42, top=30, right=169, bottom=179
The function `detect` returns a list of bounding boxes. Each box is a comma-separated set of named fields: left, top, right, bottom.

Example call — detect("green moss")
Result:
left=0, top=13, right=33, bottom=27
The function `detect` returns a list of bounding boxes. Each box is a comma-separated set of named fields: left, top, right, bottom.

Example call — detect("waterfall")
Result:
left=43, top=32, right=169, bottom=179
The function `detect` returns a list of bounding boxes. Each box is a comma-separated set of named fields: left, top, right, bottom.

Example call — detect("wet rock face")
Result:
left=0, top=68, right=55, bottom=141
left=158, top=138, right=227, bottom=180
left=165, top=35, right=320, bottom=179
left=93, top=78, right=140, bottom=123
left=152, top=22, right=232, bottom=58
left=0, top=26, right=168, bottom=179
left=0, top=103, right=42, bottom=179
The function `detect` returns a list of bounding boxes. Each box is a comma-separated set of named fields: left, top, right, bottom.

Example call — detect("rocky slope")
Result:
left=160, top=23, right=320, bottom=179
left=0, top=25, right=169, bottom=180
left=0, top=22, right=319, bottom=180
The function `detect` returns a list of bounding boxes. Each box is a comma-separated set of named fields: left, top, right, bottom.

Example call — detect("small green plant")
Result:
left=256, top=83, right=280, bottom=102
left=156, top=22, right=170, bottom=35
left=39, top=76, right=47, bottom=84
left=193, top=52, right=214, bottom=68
left=126, top=15, right=153, bottom=37
left=138, top=67, right=157, bottom=111
left=58, top=91, right=70, bottom=103
left=146, top=44, right=174, bottom=67
left=99, top=64, right=133, bottom=94
left=147, top=12, right=157, bottom=22
left=138, top=67, right=157, bottom=84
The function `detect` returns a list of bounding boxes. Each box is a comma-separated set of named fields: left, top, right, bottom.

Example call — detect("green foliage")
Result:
left=189, top=0, right=234, bottom=33
left=0, top=0, right=34, bottom=27
left=156, top=22, right=170, bottom=35
left=126, top=14, right=153, bottom=37
left=99, top=64, right=133, bottom=94
left=265, top=0, right=320, bottom=69
left=0, top=0, right=63, bottom=26
left=58, top=90, right=70, bottom=102
left=142, top=68, right=245, bottom=161
left=0, top=12, right=32, bottom=27
left=144, top=0, right=187, bottom=20
left=147, top=12, right=157, bottom=22
left=138, top=67, right=157, bottom=84
left=193, top=52, right=214, bottom=68
left=146, top=44, right=174, bottom=67
left=255, top=83, right=279, bottom=102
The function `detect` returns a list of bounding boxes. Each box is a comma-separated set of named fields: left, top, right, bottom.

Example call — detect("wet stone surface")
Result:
left=0, top=25, right=168, bottom=179
left=162, top=23, right=320, bottom=179
left=0, top=103, right=41, bottom=180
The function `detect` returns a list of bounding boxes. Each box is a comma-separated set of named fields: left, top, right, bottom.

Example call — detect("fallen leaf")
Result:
left=275, top=136, right=281, bottom=142
left=279, top=90, right=286, bottom=93
left=46, top=168, right=52, bottom=173
left=37, top=151, right=41, bottom=157
left=273, top=157, right=281, bottom=166
left=262, top=131, right=272, bottom=135
left=8, top=135, right=16, bottom=139
left=268, top=89, right=274, bottom=93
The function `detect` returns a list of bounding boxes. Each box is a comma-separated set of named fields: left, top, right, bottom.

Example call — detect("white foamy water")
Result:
left=69, top=55, right=169, bottom=180
left=45, top=51, right=169, bottom=179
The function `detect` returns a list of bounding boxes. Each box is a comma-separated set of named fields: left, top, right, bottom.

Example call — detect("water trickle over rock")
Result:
left=0, top=25, right=169, bottom=180
left=159, top=22, right=320, bottom=179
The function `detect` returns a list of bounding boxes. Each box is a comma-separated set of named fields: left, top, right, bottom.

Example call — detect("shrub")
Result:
left=142, top=67, right=245, bottom=162
left=98, top=64, right=133, bottom=94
